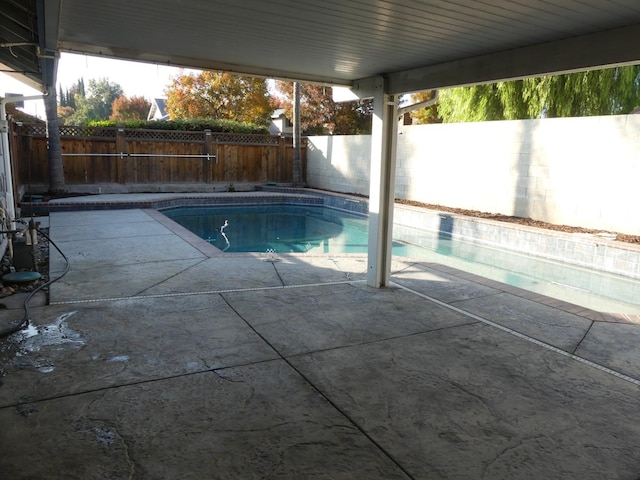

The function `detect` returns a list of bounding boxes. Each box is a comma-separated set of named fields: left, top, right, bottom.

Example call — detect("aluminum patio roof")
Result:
left=3, top=0, right=640, bottom=94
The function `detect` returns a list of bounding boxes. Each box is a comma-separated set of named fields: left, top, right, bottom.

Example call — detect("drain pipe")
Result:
left=397, top=90, right=439, bottom=119
left=0, top=94, right=46, bottom=227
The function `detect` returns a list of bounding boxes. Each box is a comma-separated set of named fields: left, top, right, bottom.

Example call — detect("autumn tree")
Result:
left=274, top=81, right=372, bottom=134
left=408, top=90, right=441, bottom=124
left=110, top=95, right=151, bottom=121
left=436, top=65, right=640, bottom=123
left=165, top=71, right=273, bottom=125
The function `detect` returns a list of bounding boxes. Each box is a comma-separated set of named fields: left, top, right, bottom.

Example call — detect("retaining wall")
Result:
left=306, top=114, right=640, bottom=235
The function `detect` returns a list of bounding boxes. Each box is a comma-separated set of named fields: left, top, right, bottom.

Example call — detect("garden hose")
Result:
left=0, top=224, right=70, bottom=339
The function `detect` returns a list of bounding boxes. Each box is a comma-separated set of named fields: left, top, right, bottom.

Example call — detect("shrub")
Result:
left=86, top=118, right=269, bottom=134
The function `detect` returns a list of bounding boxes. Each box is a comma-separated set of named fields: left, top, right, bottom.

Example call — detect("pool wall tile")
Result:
left=392, top=203, right=640, bottom=280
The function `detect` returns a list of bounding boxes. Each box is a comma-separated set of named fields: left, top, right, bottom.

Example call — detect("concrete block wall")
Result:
left=306, top=135, right=371, bottom=196
left=306, top=114, right=640, bottom=235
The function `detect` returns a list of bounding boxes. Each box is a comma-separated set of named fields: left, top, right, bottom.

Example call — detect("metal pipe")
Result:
left=126, top=153, right=217, bottom=158
left=397, top=90, right=439, bottom=118
left=61, top=153, right=217, bottom=159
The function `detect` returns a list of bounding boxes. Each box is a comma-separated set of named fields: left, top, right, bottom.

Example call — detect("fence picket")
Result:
left=11, top=123, right=306, bottom=188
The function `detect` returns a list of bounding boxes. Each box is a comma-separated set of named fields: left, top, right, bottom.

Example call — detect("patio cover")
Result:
left=3, top=0, right=640, bottom=286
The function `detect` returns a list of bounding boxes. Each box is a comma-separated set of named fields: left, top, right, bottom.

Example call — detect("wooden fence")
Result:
left=10, top=123, right=307, bottom=189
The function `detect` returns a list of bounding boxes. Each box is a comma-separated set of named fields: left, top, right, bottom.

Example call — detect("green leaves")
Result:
left=86, top=118, right=268, bottom=134
left=435, top=66, right=640, bottom=123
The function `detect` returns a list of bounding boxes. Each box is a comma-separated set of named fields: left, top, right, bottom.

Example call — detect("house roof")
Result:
left=3, top=1, right=640, bottom=95
left=147, top=98, right=169, bottom=121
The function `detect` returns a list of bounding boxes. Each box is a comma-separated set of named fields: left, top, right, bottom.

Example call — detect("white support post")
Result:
left=367, top=76, right=399, bottom=288
left=0, top=94, right=45, bottom=228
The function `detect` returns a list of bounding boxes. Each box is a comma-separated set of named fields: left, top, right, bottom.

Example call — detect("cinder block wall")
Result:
left=306, top=135, right=371, bottom=196
left=307, top=115, right=640, bottom=235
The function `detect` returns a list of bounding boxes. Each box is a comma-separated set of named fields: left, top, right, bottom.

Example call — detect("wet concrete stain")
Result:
left=0, top=311, right=84, bottom=377
left=94, top=427, right=117, bottom=446
left=107, top=355, right=130, bottom=363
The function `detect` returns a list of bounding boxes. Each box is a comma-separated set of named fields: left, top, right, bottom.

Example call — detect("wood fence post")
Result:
left=204, top=129, right=213, bottom=183
left=116, top=127, right=127, bottom=183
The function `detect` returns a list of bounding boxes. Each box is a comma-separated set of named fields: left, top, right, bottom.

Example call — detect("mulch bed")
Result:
left=395, top=199, right=640, bottom=244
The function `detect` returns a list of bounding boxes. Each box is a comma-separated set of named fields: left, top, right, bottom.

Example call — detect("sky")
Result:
left=1, top=52, right=196, bottom=118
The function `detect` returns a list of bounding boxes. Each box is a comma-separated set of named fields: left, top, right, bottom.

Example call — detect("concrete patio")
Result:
left=1, top=207, right=640, bottom=479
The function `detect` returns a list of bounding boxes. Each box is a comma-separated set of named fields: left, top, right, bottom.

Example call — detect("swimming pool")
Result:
left=162, top=204, right=370, bottom=254
left=162, top=204, right=640, bottom=314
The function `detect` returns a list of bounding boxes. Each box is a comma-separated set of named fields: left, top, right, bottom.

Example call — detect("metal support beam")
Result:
left=386, top=23, right=640, bottom=95
left=367, top=76, right=398, bottom=288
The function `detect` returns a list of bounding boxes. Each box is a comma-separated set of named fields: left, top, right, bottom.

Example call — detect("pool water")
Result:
left=163, top=204, right=370, bottom=253
left=162, top=204, right=640, bottom=314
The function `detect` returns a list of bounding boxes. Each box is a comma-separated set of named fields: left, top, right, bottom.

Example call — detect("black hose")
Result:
left=0, top=226, right=70, bottom=339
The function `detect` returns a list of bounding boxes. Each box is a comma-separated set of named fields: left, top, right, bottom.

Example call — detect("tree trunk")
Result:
left=292, top=81, right=303, bottom=187
left=44, top=85, right=67, bottom=194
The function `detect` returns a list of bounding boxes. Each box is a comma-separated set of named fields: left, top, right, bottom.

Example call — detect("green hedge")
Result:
left=86, top=118, right=269, bottom=134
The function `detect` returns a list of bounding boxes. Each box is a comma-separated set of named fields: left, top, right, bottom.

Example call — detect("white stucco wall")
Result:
left=306, top=115, right=640, bottom=235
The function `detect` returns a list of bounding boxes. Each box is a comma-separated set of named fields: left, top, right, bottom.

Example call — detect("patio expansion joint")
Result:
left=270, top=261, right=286, bottom=287
left=217, top=291, right=418, bottom=480
left=0, top=367, right=226, bottom=411
left=49, top=279, right=366, bottom=306
left=0, top=354, right=292, bottom=411
left=283, top=320, right=481, bottom=361
left=571, top=319, right=596, bottom=355
left=131, top=257, right=211, bottom=297
left=391, top=281, right=640, bottom=388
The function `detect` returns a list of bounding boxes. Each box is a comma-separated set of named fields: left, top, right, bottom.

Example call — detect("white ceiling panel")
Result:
left=4, top=0, right=640, bottom=93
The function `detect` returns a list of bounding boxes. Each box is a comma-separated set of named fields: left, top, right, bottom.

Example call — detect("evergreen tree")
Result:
left=58, top=85, right=66, bottom=107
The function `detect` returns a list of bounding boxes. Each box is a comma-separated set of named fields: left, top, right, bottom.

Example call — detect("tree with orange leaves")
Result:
left=274, top=81, right=372, bottom=135
left=110, top=95, right=151, bottom=121
left=165, top=71, right=273, bottom=126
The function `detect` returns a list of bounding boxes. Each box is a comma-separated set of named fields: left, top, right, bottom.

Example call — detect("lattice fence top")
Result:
left=124, top=129, right=283, bottom=145
left=210, top=133, right=281, bottom=145
left=126, top=129, right=204, bottom=142
left=23, top=124, right=47, bottom=136
left=23, top=124, right=118, bottom=138
left=62, top=126, right=118, bottom=138
left=19, top=124, right=302, bottom=146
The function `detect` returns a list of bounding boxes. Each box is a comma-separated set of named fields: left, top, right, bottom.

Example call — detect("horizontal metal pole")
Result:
left=62, top=153, right=121, bottom=157
left=128, top=153, right=216, bottom=159
left=62, top=153, right=217, bottom=159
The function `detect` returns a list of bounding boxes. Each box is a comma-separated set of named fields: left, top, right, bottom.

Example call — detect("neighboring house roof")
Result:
left=268, top=108, right=292, bottom=135
left=147, top=98, right=169, bottom=121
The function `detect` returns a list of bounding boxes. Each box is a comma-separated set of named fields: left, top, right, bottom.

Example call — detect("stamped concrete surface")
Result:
left=1, top=208, right=640, bottom=479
